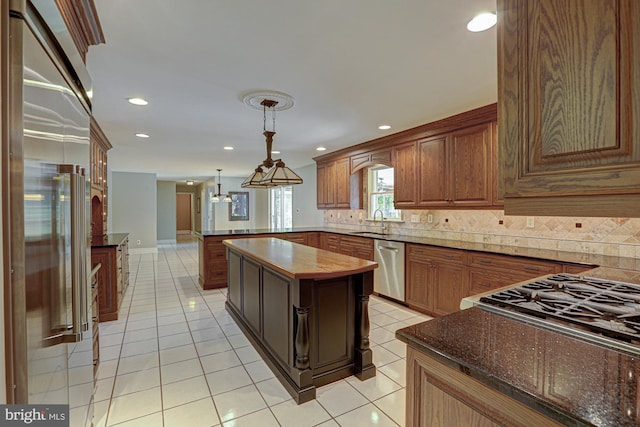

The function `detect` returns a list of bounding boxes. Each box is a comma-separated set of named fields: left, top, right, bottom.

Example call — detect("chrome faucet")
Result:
left=373, top=209, right=386, bottom=234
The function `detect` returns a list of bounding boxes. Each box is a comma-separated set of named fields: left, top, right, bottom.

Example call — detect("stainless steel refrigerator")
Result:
left=5, top=1, right=95, bottom=425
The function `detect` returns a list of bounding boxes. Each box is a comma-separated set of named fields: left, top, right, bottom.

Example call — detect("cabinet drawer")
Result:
left=468, top=269, right=523, bottom=295
left=469, top=252, right=558, bottom=276
left=407, top=244, right=465, bottom=264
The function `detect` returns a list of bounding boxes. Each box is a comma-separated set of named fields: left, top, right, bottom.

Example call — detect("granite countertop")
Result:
left=222, top=237, right=377, bottom=279
left=198, top=226, right=640, bottom=278
left=396, top=307, right=640, bottom=427
left=91, top=233, right=129, bottom=248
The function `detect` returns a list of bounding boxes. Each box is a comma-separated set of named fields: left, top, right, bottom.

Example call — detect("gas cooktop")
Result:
left=479, top=273, right=640, bottom=355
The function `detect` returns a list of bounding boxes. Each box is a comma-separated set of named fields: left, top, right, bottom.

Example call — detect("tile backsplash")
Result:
left=324, top=209, right=640, bottom=259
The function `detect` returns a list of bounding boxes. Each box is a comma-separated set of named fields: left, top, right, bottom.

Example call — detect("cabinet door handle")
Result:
left=524, top=266, right=541, bottom=272
left=478, top=259, right=491, bottom=264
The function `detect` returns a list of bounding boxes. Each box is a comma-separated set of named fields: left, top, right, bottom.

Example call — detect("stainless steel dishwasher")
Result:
left=373, top=239, right=405, bottom=302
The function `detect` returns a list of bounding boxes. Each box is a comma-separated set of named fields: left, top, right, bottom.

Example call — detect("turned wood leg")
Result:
left=359, top=295, right=370, bottom=351
left=295, top=306, right=310, bottom=369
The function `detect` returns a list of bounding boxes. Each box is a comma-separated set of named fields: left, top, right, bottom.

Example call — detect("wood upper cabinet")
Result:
left=394, top=121, right=496, bottom=208
left=393, top=142, right=418, bottom=207
left=316, top=157, right=355, bottom=209
left=498, top=0, right=640, bottom=217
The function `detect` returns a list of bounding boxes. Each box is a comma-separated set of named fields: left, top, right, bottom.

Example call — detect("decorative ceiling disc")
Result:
left=242, top=90, right=295, bottom=111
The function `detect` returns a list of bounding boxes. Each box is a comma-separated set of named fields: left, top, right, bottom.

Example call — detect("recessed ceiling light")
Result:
left=378, top=125, right=391, bottom=130
left=467, top=12, right=497, bottom=32
left=316, top=147, right=327, bottom=151
left=135, top=133, right=149, bottom=138
left=127, top=97, right=148, bottom=106
left=272, top=150, right=281, bottom=154
left=223, top=146, right=234, bottom=150
left=186, top=180, right=194, bottom=186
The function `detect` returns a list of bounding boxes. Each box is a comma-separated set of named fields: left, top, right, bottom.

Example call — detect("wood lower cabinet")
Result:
left=319, top=233, right=374, bottom=261
left=406, top=346, right=563, bottom=427
left=406, top=245, right=468, bottom=316
left=91, top=234, right=129, bottom=322
left=498, top=0, right=640, bottom=217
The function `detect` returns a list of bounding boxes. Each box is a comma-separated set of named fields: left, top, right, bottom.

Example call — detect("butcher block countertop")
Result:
left=222, top=237, right=377, bottom=280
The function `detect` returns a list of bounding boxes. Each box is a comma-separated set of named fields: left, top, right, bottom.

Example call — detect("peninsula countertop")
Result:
left=396, top=307, right=639, bottom=427
left=222, top=237, right=377, bottom=279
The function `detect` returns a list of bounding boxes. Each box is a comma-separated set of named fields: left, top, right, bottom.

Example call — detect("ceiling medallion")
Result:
left=242, top=90, right=295, bottom=111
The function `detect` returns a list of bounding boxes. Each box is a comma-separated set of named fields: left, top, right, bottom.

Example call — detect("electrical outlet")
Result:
left=136, top=239, right=141, bottom=245
left=359, top=212, right=363, bottom=220
left=526, top=217, right=534, bottom=228
left=427, top=214, right=433, bottom=224
left=411, top=214, right=420, bottom=223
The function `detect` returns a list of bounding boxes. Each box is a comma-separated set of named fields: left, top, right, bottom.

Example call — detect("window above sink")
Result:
left=367, top=166, right=401, bottom=221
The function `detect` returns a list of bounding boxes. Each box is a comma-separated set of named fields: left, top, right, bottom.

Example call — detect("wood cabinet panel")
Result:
left=393, top=142, right=418, bottom=207
left=319, top=233, right=374, bottom=261
left=431, top=260, right=468, bottom=316
left=406, top=257, right=433, bottom=313
left=316, top=158, right=354, bottom=209
left=406, top=347, right=563, bottom=427
left=406, top=244, right=468, bottom=316
left=417, top=136, right=448, bottom=206
left=92, top=236, right=129, bottom=322
left=450, top=124, right=492, bottom=206
left=394, top=121, right=496, bottom=209
left=499, top=0, right=640, bottom=217
left=335, top=158, right=351, bottom=208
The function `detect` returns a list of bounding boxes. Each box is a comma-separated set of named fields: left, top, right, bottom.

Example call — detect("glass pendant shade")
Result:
left=211, top=168, right=230, bottom=202
left=259, top=160, right=303, bottom=186
left=241, top=167, right=272, bottom=188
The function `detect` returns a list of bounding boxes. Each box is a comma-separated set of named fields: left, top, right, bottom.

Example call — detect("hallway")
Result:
left=88, top=241, right=431, bottom=426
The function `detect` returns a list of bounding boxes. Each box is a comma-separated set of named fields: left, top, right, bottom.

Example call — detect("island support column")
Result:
left=355, top=270, right=375, bottom=380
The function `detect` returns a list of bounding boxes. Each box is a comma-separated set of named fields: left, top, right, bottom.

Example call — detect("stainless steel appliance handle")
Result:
left=378, top=246, right=399, bottom=252
left=60, top=164, right=83, bottom=343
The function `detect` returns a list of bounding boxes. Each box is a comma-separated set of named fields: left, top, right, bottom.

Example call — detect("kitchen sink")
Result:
left=350, top=231, right=389, bottom=237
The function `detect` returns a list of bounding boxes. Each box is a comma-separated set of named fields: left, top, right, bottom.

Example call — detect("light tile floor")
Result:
left=91, top=241, right=432, bottom=427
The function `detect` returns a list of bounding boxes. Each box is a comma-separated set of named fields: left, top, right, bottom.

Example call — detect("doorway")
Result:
left=176, top=193, right=192, bottom=235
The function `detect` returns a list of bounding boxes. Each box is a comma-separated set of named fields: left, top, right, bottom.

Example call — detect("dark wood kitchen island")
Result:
left=223, top=237, right=378, bottom=403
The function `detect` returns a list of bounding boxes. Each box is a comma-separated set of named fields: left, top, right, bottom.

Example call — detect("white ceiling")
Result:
left=87, top=0, right=497, bottom=183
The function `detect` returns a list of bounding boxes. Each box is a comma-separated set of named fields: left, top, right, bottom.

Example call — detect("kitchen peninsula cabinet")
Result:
left=498, top=0, right=640, bottom=217
left=91, top=234, right=129, bottom=322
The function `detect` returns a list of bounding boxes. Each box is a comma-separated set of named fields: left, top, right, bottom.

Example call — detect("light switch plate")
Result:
left=427, top=214, right=433, bottom=224
left=526, top=217, right=535, bottom=228
left=411, top=214, right=420, bottom=223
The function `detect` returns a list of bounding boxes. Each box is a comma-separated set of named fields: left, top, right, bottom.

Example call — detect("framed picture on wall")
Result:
left=229, top=192, right=249, bottom=221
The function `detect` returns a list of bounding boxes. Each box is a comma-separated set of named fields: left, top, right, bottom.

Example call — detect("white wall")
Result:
left=111, top=171, right=158, bottom=251
left=292, top=163, right=324, bottom=227
left=211, top=177, right=269, bottom=230
left=157, top=181, right=177, bottom=242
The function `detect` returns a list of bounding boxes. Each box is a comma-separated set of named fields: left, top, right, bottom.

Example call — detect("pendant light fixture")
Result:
left=242, top=98, right=303, bottom=188
left=212, top=169, right=231, bottom=203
